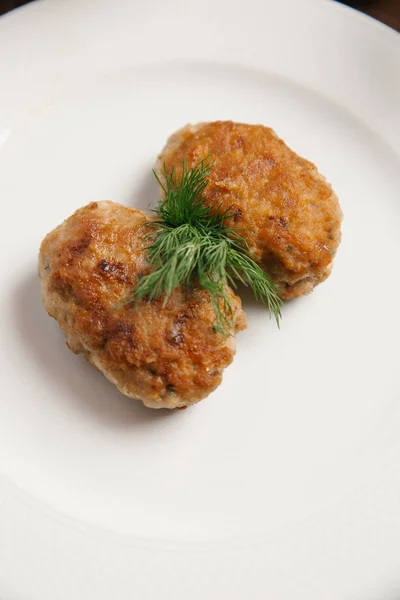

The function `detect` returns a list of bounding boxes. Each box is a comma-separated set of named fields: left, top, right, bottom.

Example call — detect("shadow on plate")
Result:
left=234, top=280, right=292, bottom=312
left=13, top=272, right=176, bottom=429
left=127, top=165, right=159, bottom=213
left=234, top=281, right=263, bottom=311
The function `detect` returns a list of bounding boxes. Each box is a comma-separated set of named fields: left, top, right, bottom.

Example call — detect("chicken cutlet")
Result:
left=39, top=201, right=247, bottom=409
left=157, top=121, right=342, bottom=299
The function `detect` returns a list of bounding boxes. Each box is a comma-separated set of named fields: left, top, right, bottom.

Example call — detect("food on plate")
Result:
left=39, top=201, right=247, bottom=409
left=130, top=158, right=282, bottom=329
left=157, top=121, right=343, bottom=299
left=39, top=125, right=343, bottom=410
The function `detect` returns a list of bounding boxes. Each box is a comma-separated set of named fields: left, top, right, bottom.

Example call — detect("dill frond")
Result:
left=121, top=158, right=282, bottom=334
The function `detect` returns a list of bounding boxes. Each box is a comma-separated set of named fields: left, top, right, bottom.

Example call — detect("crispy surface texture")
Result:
left=158, top=121, right=343, bottom=298
left=39, top=201, right=247, bottom=409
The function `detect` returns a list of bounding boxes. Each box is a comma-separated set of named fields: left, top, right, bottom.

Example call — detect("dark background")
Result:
left=0, top=0, right=399, bottom=30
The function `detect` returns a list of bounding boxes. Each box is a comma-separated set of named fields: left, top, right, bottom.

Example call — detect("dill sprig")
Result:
left=122, top=158, right=282, bottom=334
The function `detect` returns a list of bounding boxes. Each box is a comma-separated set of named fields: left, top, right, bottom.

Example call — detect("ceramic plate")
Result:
left=0, top=0, right=399, bottom=598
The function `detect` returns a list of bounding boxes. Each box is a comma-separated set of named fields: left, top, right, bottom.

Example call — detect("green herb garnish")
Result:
left=121, top=158, right=282, bottom=334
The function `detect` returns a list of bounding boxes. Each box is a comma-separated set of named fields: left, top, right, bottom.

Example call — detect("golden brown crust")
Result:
left=38, top=201, right=247, bottom=409
left=157, top=121, right=343, bottom=299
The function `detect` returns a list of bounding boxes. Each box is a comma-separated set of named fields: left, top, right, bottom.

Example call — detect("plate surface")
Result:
left=0, top=0, right=399, bottom=598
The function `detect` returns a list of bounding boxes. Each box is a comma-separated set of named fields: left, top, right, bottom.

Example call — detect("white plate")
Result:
left=0, top=0, right=399, bottom=598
